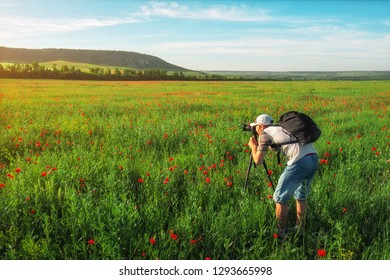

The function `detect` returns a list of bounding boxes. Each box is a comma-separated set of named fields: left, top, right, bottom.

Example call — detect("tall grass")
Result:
left=0, top=79, right=389, bottom=260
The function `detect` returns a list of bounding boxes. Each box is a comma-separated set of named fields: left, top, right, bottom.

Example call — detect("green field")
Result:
left=0, top=79, right=389, bottom=260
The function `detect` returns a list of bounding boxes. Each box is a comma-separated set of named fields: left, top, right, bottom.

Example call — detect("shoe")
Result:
left=277, top=229, right=288, bottom=242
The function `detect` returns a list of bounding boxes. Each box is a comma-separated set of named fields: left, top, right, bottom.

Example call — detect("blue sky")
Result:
left=0, top=0, right=389, bottom=71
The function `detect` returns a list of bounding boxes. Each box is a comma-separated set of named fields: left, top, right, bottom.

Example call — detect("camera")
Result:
left=242, top=123, right=258, bottom=138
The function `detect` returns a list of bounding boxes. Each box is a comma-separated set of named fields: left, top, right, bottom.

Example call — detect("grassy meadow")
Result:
left=0, top=79, right=389, bottom=260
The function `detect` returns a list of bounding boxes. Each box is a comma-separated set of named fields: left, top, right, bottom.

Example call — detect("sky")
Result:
left=0, top=0, right=389, bottom=71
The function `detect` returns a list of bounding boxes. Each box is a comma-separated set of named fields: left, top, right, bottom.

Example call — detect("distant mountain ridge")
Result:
left=0, top=46, right=189, bottom=72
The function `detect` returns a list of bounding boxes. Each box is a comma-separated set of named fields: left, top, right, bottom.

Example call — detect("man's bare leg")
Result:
left=275, top=202, right=288, bottom=238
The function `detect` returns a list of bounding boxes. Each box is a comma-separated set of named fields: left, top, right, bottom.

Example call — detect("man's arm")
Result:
left=248, top=137, right=268, bottom=165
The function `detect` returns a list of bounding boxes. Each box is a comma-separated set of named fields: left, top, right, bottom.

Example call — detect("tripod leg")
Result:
left=244, top=152, right=253, bottom=190
left=263, top=160, right=275, bottom=190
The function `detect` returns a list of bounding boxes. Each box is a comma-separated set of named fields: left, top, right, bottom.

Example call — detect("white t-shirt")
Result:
left=257, top=126, right=317, bottom=166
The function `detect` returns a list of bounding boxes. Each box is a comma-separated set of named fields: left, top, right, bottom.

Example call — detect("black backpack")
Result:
left=278, top=111, right=322, bottom=145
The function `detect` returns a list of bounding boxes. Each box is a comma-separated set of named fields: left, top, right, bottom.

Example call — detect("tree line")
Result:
left=0, top=62, right=235, bottom=81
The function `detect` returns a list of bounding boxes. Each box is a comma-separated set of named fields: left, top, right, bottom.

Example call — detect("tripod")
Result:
left=244, top=151, right=275, bottom=191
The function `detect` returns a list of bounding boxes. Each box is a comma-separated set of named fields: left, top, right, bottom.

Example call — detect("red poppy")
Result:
left=204, top=257, right=211, bottom=260
left=88, top=239, right=95, bottom=245
left=190, top=239, right=198, bottom=245
left=205, top=177, right=211, bottom=184
left=30, top=209, right=36, bottom=215
left=15, top=167, right=21, bottom=173
left=41, top=171, right=47, bottom=177
left=138, top=178, right=144, bottom=183
left=0, top=183, right=5, bottom=189
left=267, top=195, right=273, bottom=199
left=273, top=233, right=278, bottom=239
left=149, top=237, right=156, bottom=245
left=227, top=181, right=233, bottom=187
left=267, top=170, right=273, bottom=175
left=317, top=249, right=327, bottom=257
left=170, top=233, right=178, bottom=240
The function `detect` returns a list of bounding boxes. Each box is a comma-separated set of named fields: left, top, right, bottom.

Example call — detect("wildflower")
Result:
left=142, top=252, right=147, bottom=257
left=41, top=171, right=47, bottom=177
left=317, top=249, right=327, bottom=257
left=227, top=181, right=233, bottom=187
left=6, top=173, right=14, bottom=179
left=273, top=233, right=279, bottom=239
left=205, top=177, right=211, bottom=184
left=169, top=157, right=174, bottom=161
left=190, top=239, right=198, bottom=245
left=149, top=237, right=156, bottom=245
left=170, top=233, right=178, bottom=240
left=30, top=209, right=36, bottom=215
left=320, top=159, right=328, bottom=165
left=204, top=257, right=211, bottom=260
left=267, top=182, right=273, bottom=187
left=88, top=239, right=95, bottom=246
left=15, top=167, right=21, bottom=173
left=0, top=183, right=5, bottom=189
left=267, top=195, right=273, bottom=199
left=138, top=178, right=144, bottom=183
left=342, top=207, right=348, bottom=214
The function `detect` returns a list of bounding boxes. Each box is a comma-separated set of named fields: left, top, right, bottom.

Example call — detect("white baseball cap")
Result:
left=250, top=114, right=274, bottom=127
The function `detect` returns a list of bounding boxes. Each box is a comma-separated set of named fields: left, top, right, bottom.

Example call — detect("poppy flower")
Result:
left=205, top=177, right=211, bottom=184
left=0, top=183, right=5, bottom=189
left=88, top=239, right=95, bottom=245
left=149, top=237, right=156, bottom=245
left=15, top=167, right=21, bottom=173
left=317, top=249, right=327, bottom=257
left=41, top=171, right=47, bottom=177
left=170, top=233, right=178, bottom=240
left=138, top=178, right=144, bottom=183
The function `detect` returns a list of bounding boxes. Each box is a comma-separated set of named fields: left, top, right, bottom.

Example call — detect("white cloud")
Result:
left=0, top=16, right=140, bottom=39
left=135, top=1, right=272, bottom=22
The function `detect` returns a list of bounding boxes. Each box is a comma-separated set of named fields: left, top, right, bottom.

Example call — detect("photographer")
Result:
left=247, top=114, right=318, bottom=240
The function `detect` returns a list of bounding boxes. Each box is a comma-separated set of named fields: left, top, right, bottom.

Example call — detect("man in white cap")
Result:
left=248, top=114, right=318, bottom=240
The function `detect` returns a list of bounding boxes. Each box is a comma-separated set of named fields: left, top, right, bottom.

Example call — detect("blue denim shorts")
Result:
left=273, top=154, right=318, bottom=204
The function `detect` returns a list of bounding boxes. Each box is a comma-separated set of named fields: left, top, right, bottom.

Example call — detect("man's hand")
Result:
left=248, top=137, right=258, bottom=150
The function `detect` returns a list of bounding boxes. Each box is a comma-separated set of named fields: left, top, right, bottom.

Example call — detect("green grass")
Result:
left=0, top=79, right=389, bottom=260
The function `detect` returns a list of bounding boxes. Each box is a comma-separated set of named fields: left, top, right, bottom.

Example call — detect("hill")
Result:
left=0, top=46, right=189, bottom=72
